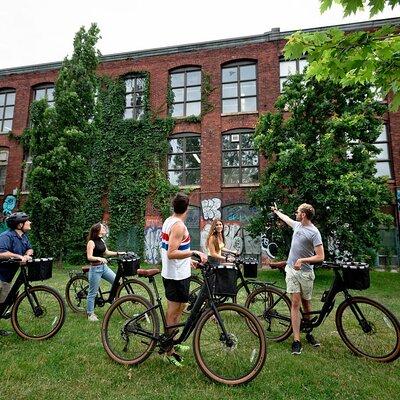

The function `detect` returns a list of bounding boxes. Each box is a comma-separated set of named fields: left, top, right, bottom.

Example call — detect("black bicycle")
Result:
left=65, top=253, right=153, bottom=316
left=245, top=260, right=400, bottom=362
left=0, top=258, right=66, bottom=340
left=101, top=256, right=267, bottom=386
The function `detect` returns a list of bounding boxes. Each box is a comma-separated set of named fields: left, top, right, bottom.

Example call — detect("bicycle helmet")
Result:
left=6, top=212, right=29, bottom=229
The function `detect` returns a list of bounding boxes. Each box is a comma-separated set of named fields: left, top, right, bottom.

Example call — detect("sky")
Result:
left=0, top=0, right=398, bottom=70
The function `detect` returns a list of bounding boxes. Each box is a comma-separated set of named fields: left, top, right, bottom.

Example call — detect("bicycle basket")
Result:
left=27, top=258, right=53, bottom=281
left=212, top=266, right=238, bottom=297
left=242, top=258, right=258, bottom=278
left=342, top=263, right=370, bottom=290
left=119, top=255, right=140, bottom=276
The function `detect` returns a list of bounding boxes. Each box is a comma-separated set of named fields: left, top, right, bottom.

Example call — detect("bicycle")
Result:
left=245, top=260, right=400, bottom=363
left=100, top=256, right=267, bottom=386
left=0, top=257, right=66, bottom=340
left=65, top=252, right=154, bottom=316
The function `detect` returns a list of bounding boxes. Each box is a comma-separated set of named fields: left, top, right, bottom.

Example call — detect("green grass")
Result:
left=0, top=265, right=399, bottom=400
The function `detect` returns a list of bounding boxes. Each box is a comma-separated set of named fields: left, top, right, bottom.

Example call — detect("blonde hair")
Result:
left=298, top=203, right=315, bottom=220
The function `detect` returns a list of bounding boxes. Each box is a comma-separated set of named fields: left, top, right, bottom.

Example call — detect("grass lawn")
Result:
left=0, top=265, right=399, bottom=400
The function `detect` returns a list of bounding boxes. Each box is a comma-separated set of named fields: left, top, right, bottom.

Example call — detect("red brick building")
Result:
left=0, top=17, right=399, bottom=265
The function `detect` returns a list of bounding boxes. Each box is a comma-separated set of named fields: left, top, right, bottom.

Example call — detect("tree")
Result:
left=284, top=0, right=400, bottom=110
left=23, top=24, right=100, bottom=260
left=249, top=74, right=393, bottom=260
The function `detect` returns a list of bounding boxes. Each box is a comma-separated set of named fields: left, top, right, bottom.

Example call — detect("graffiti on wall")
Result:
left=0, top=194, right=17, bottom=234
left=201, top=198, right=221, bottom=220
left=144, top=225, right=162, bottom=264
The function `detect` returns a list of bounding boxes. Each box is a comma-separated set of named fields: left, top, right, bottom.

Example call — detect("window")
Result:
left=222, top=130, right=258, bottom=185
left=374, top=125, right=392, bottom=178
left=0, top=89, right=16, bottom=133
left=21, top=153, right=33, bottom=192
left=222, top=61, right=257, bottom=113
left=124, top=75, right=146, bottom=120
left=279, top=58, right=308, bottom=92
left=168, top=135, right=201, bottom=186
left=186, top=206, right=200, bottom=250
left=34, top=84, right=55, bottom=107
left=0, top=148, right=9, bottom=194
left=170, top=67, right=201, bottom=117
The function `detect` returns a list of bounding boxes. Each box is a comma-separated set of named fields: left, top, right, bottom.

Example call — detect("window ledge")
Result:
left=178, top=185, right=201, bottom=190
left=223, top=183, right=259, bottom=188
left=221, top=112, right=258, bottom=117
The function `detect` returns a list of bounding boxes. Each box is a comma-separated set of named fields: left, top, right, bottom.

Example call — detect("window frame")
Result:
left=374, top=124, right=393, bottom=179
left=279, top=58, right=308, bottom=92
left=0, top=89, right=16, bottom=133
left=221, top=129, right=259, bottom=187
left=124, top=74, right=147, bottom=120
left=0, top=147, right=9, bottom=194
left=33, top=83, right=55, bottom=107
left=167, top=133, right=201, bottom=187
left=221, top=61, right=258, bottom=114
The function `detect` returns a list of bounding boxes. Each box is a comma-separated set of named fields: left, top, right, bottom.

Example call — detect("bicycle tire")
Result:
left=245, top=286, right=292, bottom=342
left=183, top=275, right=203, bottom=314
left=116, top=278, right=154, bottom=318
left=11, top=285, right=66, bottom=340
left=65, top=274, right=90, bottom=314
left=193, top=303, right=267, bottom=386
left=101, top=294, right=160, bottom=365
left=233, top=281, right=251, bottom=304
left=336, top=296, right=400, bottom=362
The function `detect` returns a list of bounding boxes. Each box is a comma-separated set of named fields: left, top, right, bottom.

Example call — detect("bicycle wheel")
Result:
left=116, top=278, right=154, bottom=318
left=65, top=275, right=90, bottom=313
left=11, top=285, right=66, bottom=340
left=183, top=275, right=203, bottom=314
left=336, top=296, right=400, bottom=362
left=245, top=286, right=292, bottom=342
left=233, top=281, right=252, bottom=304
left=193, top=303, right=267, bottom=386
left=101, top=294, right=160, bottom=365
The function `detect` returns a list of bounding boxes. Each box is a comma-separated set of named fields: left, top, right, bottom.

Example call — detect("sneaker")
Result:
left=291, top=340, right=302, bottom=355
left=164, top=352, right=184, bottom=367
left=306, top=333, right=320, bottom=347
left=0, top=329, right=12, bottom=336
left=87, top=313, right=99, bottom=322
left=174, top=344, right=190, bottom=353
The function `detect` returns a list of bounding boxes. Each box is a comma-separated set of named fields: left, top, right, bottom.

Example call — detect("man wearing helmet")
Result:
left=0, top=212, right=33, bottom=335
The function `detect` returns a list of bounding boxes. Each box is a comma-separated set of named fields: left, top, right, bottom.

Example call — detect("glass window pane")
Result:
left=124, top=108, right=133, bottom=119
left=136, top=78, right=145, bottom=91
left=375, top=162, right=391, bottom=178
left=298, top=59, right=308, bottom=73
left=280, top=78, right=287, bottom=92
left=125, top=94, right=133, bottom=107
left=172, top=88, right=184, bottom=103
left=4, top=106, right=14, bottom=119
left=125, top=79, right=133, bottom=92
left=241, top=133, right=252, bottom=148
left=168, top=154, right=184, bottom=169
left=186, top=169, right=200, bottom=185
left=0, top=107, right=3, bottom=118
left=171, top=73, right=184, bottom=88
left=171, top=103, right=184, bottom=117
left=6, top=92, right=15, bottom=105
left=279, top=61, right=297, bottom=77
left=223, top=168, right=240, bottom=185
left=223, top=151, right=240, bottom=167
left=240, top=97, right=257, bottom=112
left=169, top=138, right=184, bottom=153
left=186, top=137, right=201, bottom=152
left=222, top=135, right=240, bottom=150
left=240, top=81, right=256, bottom=97
left=186, top=102, right=201, bottom=116
left=135, top=94, right=143, bottom=106
left=242, top=167, right=258, bottom=183
left=185, top=153, right=201, bottom=168
left=187, top=70, right=201, bottom=86
left=242, top=150, right=258, bottom=166
left=222, top=99, right=238, bottom=113
left=222, top=67, right=237, bottom=83
left=186, top=86, right=201, bottom=102
left=240, top=64, right=256, bottom=80
left=3, top=119, right=12, bottom=131
left=222, top=83, right=237, bottom=99
left=47, top=88, right=55, bottom=102
left=0, top=94, right=5, bottom=106
left=35, top=89, right=46, bottom=100
left=374, top=143, right=389, bottom=160
left=168, top=170, right=184, bottom=186
left=135, top=107, right=144, bottom=120
left=376, top=126, right=387, bottom=142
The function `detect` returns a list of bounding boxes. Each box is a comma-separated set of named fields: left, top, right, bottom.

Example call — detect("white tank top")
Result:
left=161, top=216, right=191, bottom=280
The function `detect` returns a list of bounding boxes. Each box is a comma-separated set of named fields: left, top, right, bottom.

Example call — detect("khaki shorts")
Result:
left=285, top=268, right=315, bottom=301
left=0, top=281, right=11, bottom=303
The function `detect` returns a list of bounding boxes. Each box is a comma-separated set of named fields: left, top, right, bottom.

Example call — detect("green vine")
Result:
left=200, top=72, right=215, bottom=117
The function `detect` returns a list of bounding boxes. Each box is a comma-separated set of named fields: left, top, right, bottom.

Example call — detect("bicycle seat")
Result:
left=82, top=266, right=90, bottom=273
left=137, top=268, right=160, bottom=277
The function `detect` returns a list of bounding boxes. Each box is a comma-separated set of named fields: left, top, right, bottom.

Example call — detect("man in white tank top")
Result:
left=161, top=193, right=207, bottom=364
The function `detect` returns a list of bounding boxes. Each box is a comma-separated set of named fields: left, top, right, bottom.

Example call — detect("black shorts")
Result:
left=162, top=277, right=191, bottom=303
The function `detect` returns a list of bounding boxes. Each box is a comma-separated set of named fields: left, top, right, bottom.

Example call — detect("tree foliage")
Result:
left=249, top=74, right=393, bottom=261
left=284, top=0, right=400, bottom=110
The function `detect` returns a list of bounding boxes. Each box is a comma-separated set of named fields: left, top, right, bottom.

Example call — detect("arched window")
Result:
left=169, top=67, right=201, bottom=117
left=0, top=148, right=9, bottom=194
left=33, top=84, right=55, bottom=107
left=0, top=89, right=16, bottom=133
left=124, top=74, right=146, bottom=120
left=222, top=129, right=258, bottom=186
left=221, top=61, right=257, bottom=113
left=168, top=134, right=201, bottom=186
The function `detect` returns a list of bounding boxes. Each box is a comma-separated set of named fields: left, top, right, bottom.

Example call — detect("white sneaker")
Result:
left=87, top=313, right=99, bottom=322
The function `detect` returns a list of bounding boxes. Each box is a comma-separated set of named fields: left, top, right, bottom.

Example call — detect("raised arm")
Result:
left=271, top=205, right=296, bottom=228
